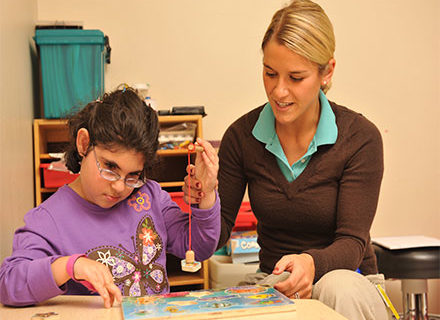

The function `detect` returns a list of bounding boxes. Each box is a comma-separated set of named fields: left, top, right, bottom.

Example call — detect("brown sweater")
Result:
left=218, top=101, right=384, bottom=282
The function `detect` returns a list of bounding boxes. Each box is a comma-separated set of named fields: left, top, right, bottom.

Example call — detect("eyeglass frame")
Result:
left=92, top=148, right=145, bottom=188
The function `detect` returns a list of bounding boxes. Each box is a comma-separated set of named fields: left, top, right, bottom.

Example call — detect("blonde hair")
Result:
left=262, top=0, right=335, bottom=93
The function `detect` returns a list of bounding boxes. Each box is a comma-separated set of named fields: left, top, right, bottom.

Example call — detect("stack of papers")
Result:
left=372, top=235, right=440, bottom=250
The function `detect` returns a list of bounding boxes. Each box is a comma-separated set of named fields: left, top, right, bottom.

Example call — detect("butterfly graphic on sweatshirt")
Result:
left=86, top=214, right=168, bottom=296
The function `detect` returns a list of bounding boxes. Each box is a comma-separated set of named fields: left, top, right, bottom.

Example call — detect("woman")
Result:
left=185, top=1, right=389, bottom=319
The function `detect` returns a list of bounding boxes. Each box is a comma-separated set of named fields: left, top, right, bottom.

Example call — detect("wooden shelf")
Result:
left=33, top=115, right=209, bottom=290
left=167, top=258, right=209, bottom=289
left=157, top=149, right=191, bottom=156
left=159, top=181, right=185, bottom=188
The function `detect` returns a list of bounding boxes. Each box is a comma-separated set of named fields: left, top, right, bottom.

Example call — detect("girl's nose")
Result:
left=111, top=179, right=126, bottom=192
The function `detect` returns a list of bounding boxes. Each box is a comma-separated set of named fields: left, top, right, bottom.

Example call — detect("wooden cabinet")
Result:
left=33, top=115, right=209, bottom=290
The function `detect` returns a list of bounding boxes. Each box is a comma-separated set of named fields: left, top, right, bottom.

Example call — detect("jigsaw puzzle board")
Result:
left=121, top=285, right=296, bottom=319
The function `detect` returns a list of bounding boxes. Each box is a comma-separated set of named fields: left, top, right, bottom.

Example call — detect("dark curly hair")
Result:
left=64, top=87, right=159, bottom=180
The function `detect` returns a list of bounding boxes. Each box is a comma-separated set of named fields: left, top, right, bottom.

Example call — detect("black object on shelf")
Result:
left=171, top=106, right=206, bottom=117
left=158, top=109, right=171, bottom=116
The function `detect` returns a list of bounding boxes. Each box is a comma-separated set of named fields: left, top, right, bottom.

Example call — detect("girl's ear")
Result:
left=322, top=58, right=336, bottom=84
left=76, top=128, right=91, bottom=157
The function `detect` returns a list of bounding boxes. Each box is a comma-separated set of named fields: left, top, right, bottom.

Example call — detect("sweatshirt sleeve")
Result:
left=0, top=207, right=66, bottom=306
left=162, top=187, right=221, bottom=262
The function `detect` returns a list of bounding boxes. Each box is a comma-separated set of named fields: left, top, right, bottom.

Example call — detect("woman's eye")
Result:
left=290, top=76, right=304, bottom=82
left=265, top=72, right=277, bottom=78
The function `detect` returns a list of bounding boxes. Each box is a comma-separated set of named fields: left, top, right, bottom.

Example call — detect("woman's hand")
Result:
left=74, top=257, right=122, bottom=308
left=272, top=253, right=315, bottom=299
left=183, top=138, right=219, bottom=209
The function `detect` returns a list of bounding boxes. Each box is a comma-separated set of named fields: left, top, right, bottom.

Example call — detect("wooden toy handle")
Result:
left=187, top=143, right=204, bottom=152
left=185, top=250, right=195, bottom=264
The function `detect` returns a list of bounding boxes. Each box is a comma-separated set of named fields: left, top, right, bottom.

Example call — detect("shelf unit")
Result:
left=32, top=115, right=209, bottom=289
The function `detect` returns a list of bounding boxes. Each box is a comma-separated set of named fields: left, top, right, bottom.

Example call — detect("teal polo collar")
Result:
left=252, top=91, right=338, bottom=181
left=252, top=90, right=337, bottom=147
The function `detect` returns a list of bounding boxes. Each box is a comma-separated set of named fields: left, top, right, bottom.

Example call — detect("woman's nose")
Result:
left=273, top=79, right=289, bottom=98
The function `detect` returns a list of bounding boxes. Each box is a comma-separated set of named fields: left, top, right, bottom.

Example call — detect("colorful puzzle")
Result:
left=121, top=285, right=296, bottom=319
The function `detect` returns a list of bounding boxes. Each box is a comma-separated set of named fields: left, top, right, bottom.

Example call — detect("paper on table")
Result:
left=372, top=235, right=440, bottom=250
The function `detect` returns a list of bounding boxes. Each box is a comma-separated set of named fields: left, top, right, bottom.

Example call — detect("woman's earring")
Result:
left=323, top=80, right=327, bottom=86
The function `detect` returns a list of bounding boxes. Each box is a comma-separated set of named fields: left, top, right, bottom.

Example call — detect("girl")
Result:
left=0, top=87, right=220, bottom=308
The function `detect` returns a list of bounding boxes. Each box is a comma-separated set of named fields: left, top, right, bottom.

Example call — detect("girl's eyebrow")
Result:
left=101, top=156, right=143, bottom=175
left=263, top=63, right=307, bottom=74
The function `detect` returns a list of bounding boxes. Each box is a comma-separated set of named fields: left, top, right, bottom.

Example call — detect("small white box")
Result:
left=208, top=255, right=259, bottom=289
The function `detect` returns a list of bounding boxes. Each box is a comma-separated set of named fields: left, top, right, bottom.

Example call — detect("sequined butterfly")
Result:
left=86, top=215, right=168, bottom=296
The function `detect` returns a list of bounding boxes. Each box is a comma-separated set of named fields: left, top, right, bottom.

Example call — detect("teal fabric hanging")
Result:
left=34, top=29, right=109, bottom=118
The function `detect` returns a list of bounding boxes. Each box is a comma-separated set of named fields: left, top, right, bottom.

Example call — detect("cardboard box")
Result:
left=226, top=230, right=260, bottom=264
left=208, top=255, right=259, bottom=289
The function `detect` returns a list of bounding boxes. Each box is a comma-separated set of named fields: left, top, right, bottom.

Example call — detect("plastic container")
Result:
left=40, top=163, right=79, bottom=188
left=208, top=255, right=259, bottom=289
left=169, top=191, right=189, bottom=212
left=233, top=202, right=258, bottom=231
left=144, top=96, right=157, bottom=110
left=34, top=29, right=110, bottom=118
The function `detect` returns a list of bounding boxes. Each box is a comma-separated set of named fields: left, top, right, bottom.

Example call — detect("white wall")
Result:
left=0, top=0, right=434, bottom=313
left=0, top=1, right=37, bottom=261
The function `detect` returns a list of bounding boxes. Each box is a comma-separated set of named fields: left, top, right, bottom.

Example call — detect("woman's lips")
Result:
left=274, top=100, right=294, bottom=110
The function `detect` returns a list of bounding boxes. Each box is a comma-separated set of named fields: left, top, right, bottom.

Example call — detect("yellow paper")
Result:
left=376, top=284, right=400, bottom=319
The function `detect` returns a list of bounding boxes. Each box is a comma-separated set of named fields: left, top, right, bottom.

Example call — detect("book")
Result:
left=226, top=230, right=260, bottom=264
left=121, top=285, right=295, bottom=319
left=372, top=235, right=440, bottom=250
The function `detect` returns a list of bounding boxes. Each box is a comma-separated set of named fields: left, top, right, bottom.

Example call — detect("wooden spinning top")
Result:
left=181, top=250, right=201, bottom=272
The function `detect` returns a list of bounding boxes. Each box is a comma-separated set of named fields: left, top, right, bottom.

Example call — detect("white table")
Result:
left=0, top=295, right=348, bottom=319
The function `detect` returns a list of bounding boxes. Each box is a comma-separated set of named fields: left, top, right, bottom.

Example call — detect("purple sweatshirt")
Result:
left=0, top=181, right=220, bottom=306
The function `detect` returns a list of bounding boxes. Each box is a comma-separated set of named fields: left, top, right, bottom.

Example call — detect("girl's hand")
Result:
left=74, top=257, right=122, bottom=308
left=182, top=164, right=202, bottom=204
left=272, top=253, right=315, bottom=299
left=190, top=138, right=219, bottom=209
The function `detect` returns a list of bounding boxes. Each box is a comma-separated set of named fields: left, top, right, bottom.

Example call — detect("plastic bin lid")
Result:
left=34, top=29, right=105, bottom=45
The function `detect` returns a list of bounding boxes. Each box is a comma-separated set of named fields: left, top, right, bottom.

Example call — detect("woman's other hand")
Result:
left=272, top=253, right=315, bottom=299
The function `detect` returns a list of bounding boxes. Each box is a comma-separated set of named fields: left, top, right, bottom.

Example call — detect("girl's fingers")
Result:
left=201, top=150, right=219, bottom=169
left=183, top=175, right=202, bottom=192
left=97, top=270, right=120, bottom=308
left=107, top=283, right=122, bottom=304
left=186, top=164, right=196, bottom=176
left=79, top=261, right=118, bottom=308
left=94, top=283, right=111, bottom=308
left=196, top=138, right=218, bottom=164
left=182, top=178, right=202, bottom=204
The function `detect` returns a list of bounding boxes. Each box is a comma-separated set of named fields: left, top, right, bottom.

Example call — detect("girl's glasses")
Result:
left=93, top=148, right=145, bottom=188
